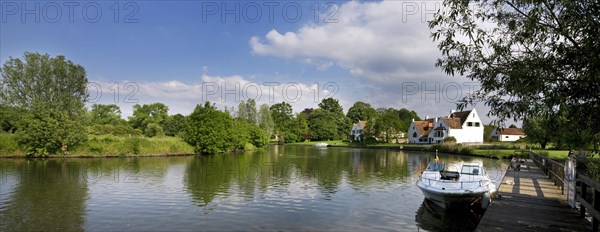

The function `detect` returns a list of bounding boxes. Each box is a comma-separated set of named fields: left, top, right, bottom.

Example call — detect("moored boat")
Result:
left=314, top=142, right=328, bottom=147
left=416, top=156, right=496, bottom=209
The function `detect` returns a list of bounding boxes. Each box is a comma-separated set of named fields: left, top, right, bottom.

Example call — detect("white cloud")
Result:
left=250, top=0, right=442, bottom=85
left=86, top=74, right=347, bottom=118
left=248, top=0, right=512, bottom=125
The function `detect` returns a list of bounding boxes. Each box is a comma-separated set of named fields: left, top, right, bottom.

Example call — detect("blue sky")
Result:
left=1, top=1, right=509, bottom=125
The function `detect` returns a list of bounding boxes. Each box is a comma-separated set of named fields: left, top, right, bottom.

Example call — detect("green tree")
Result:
left=145, top=123, right=165, bottom=138
left=308, top=109, right=338, bottom=141
left=258, top=104, right=274, bottom=138
left=129, top=103, right=169, bottom=132
left=237, top=99, right=258, bottom=124
left=523, top=114, right=556, bottom=149
left=429, top=0, right=600, bottom=147
left=270, top=102, right=295, bottom=142
left=295, top=112, right=311, bottom=141
left=183, top=102, right=235, bottom=154
left=365, top=108, right=402, bottom=143
left=90, top=104, right=124, bottom=125
left=0, top=104, right=19, bottom=132
left=318, top=98, right=351, bottom=140
left=162, top=114, right=186, bottom=136
left=0, top=52, right=88, bottom=154
left=346, top=101, right=377, bottom=123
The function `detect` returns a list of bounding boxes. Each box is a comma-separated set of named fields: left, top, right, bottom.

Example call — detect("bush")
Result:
left=443, top=136, right=457, bottom=143
left=145, top=123, right=165, bottom=138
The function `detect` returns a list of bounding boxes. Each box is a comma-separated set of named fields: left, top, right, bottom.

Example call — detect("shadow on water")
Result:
left=415, top=199, right=484, bottom=232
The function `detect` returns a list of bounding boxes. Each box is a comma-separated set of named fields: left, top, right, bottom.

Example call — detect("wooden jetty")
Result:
left=476, top=157, right=591, bottom=231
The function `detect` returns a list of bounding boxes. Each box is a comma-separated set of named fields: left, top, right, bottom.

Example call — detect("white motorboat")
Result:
left=314, top=142, right=328, bottom=147
left=416, top=157, right=496, bottom=209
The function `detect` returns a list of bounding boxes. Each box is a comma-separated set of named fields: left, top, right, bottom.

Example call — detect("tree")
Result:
left=0, top=52, right=88, bottom=154
left=270, top=102, right=294, bottom=141
left=0, top=104, right=19, bottom=132
left=183, top=102, right=235, bottom=154
left=129, top=103, right=169, bottom=132
left=319, top=98, right=344, bottom=116
left=509, top=124, right=518, bottom=129
left=237, top=99, right=258, bottom=124
left=90, top=104, right=124, bottom=125
left=523, top=114, right=556, bottom=149
left=295, top=112, right=311, bottom=141
left=162, top=114, right=186, bottom=136
left=308, top=109, right=338, bottom=141
left=365, top=108, right=402, bottom=143
left=429, top=0, right=600, bottom=148
left=318, top=98, right=351, bottom=140
left=145, top=123, right=165, bottom=137
left=258, top=104, right=274, bottom=138
left=346, top=101, right=377, bottom=123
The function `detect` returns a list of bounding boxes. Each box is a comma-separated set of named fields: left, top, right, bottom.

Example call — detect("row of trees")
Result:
left=0, top=53, right=271, bottom=155
left=0, top=52, right=425, bottom=154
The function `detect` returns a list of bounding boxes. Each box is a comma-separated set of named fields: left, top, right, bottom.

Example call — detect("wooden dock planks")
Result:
left=476, top=159, right=591, bottom=232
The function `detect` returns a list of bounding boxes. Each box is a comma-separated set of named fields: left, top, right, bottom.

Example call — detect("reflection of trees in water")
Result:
left=184, top=146, right=414, bottom=205
left=0, top=159, right=88, bottom=232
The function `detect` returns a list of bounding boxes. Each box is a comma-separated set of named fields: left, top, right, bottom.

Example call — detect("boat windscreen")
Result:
left=426, top=162, right=445, bottom=171
left=461, top=165, right=481, bottom=175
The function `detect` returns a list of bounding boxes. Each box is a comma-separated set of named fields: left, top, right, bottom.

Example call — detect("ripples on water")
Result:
left=0, top=146, right=507, bottom=231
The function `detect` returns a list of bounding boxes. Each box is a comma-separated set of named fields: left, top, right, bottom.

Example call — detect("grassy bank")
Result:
left=285, top=140, right=573, bottom=159
left=0, top=133, right=194, bottom=157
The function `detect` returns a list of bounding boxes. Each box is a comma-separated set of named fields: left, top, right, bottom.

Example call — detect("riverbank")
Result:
left=288, top=140, right=570, bottom=159
left=0, top=133, right=195, bottom=158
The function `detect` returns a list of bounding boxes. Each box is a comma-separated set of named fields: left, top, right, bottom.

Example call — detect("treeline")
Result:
left=0, top=52, right=423, bottom=155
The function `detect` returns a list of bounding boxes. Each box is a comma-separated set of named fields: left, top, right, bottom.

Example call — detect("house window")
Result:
left=467, top=122, right=473, bottom=127
left=475, top=122, right=480, bottom=127
left=413, top=132, right=417, bottom=138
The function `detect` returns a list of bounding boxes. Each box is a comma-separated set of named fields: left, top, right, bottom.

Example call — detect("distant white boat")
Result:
left=417, top=158, right=496, bottom=209
left=314, top=142, right=328, bottom=147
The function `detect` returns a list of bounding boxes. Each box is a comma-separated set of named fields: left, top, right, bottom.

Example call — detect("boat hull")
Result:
left=417, top=182, right=491, bottom=209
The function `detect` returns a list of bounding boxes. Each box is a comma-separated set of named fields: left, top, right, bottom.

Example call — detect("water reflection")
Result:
left=0, top=146, right=507, bottom=231
left=0, top=160, right=88, bottom=232
left=415, top=199, right=483, bottom=232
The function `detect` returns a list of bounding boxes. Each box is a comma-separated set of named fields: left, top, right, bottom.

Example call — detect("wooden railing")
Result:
left=530, top=152, right=565, bottom=194
left=576, top=173, right=600, bottom=231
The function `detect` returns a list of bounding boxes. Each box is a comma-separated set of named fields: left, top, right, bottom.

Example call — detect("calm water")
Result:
left=0, top=146, right=507, bottom=231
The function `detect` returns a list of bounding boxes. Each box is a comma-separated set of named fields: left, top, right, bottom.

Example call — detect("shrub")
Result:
left=145, top=123, right=165, bottom=138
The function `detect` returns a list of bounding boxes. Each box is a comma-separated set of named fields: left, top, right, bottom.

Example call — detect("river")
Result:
left=0, top=145, right=508, bottom=231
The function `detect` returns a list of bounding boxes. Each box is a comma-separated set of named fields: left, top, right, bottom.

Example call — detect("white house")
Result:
left=350, top=121, right=367, bottom=141
left=491, top=128, right=526, bottom=142
left=408, top=109, right=484, bottom=144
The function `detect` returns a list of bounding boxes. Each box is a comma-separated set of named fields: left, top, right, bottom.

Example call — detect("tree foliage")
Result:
left=258, top=104, right=274, bottom=138
left=346, top=101, right=377, bottom=123
left=90, top=104, right=124, bottom=125
left=162, top=114, right=186, bottom=137
left=129, top=103, right=169, bottom=133
left=429, top=0, right=600, bottom=148
left=0, top=52, right=88, bottom=154
left=237, top=99, right=258, bottom=124
left=183, top=102, right=235, bottom=154
left=183, top=102, right=268, bottom=154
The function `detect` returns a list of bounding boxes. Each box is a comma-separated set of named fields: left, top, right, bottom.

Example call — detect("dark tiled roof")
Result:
left=497, top=128, right=526, bottom=135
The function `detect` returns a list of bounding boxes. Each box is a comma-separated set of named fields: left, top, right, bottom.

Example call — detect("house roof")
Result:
left=449, top=110, right=471, bottom=123
left=497, top=128, right=526, bottom=135
left=352, top=121, right=367, bottom=129
left=414, top=118, right=435, bottom=136
left=443, top=118, right=463, bottom=129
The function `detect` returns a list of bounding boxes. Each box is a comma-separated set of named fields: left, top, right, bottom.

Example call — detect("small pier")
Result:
left=476, top=157, right=591, bottom=231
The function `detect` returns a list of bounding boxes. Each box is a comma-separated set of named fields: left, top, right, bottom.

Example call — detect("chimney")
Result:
left=434, top=117, right=438, bottom=123
left=425, top=116, right=429, bottom=120
left=412, top=118, right=414, bottom=122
